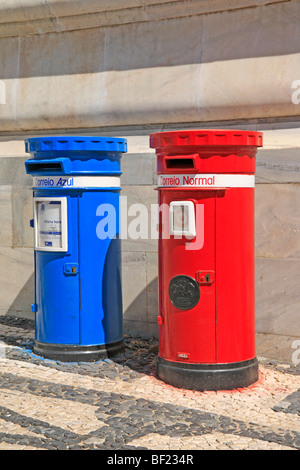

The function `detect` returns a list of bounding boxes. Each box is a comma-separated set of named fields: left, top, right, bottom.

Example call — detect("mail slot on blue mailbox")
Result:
left=25, top=136, right=127, bottom=362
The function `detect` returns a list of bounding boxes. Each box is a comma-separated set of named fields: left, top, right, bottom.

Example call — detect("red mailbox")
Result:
left=150, top=129, right=263, bottom=391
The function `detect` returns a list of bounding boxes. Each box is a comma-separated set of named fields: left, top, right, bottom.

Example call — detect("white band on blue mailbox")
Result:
left=33, top=175, right=121, bottom=189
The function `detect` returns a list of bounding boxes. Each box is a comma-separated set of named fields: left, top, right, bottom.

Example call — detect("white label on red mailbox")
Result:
left=158, top=174, right=255, bottom=188
left=177, top=352, right=190, bottom=360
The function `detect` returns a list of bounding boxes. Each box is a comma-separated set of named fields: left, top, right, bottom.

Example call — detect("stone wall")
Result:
left=0, top=0, right=299, bottom=338
left=0, top=0, right=300, bottom=130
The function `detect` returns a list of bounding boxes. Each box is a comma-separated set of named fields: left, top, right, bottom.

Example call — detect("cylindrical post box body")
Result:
left=150, top=130, right=263, bottom=390
left=25, top=136, right=127, bottom=362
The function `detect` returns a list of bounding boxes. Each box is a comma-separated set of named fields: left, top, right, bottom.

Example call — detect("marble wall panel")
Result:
left=0, top=157, right=31, bottom=186
left=11, top=186, right=34, bottom=248
left=145, top=252, right=158, bottom=325
left=255, top=257, right=300, bottom=337
left=123, top=250, right=158, bottom=338
left=122, top=251, right=147, bottom=324
left=1, top=2, right=300, bottom=131
left=0, top=36, right=20, bottom=131
left=12, top=27, right=107, bottom=130
left=121, top=185, right=158, bottom=253
left=123, top=319, right=158, bottom=339
left=0, top=186, right=12, bottom=247
left=121, top=153, right=156, bottom=186
left=255, top=184, right=300, bottom=260
left=0, top=247, right=34, bottom=317
left=256, top=149, right=300, bottom=184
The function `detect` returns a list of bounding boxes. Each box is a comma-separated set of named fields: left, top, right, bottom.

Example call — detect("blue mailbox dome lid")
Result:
left=25, top=136, right=127, bottom=154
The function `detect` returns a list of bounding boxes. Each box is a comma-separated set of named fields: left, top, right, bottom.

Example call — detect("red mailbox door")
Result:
left=158, top=189, right=217, bottom=364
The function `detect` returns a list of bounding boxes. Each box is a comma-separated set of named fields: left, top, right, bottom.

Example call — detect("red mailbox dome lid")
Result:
left=150, top=129, right=263, bottom=149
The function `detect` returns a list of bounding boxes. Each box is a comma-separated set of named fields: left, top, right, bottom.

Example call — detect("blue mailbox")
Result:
left=25, top=136, right=127, bottom=362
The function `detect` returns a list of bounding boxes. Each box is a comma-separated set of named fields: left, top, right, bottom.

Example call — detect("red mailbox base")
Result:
left=157, top=357, right=259, bottom=391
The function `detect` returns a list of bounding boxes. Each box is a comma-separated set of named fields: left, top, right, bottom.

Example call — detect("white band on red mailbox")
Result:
left=158, top=174, right=255, bottom=188
left=33, top=175, right=121, bottom=189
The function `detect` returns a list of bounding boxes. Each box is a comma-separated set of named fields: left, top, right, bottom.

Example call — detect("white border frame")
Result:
left=33, top=197, right=68, bottom=252
left=169, top=200, right=196, bottom=238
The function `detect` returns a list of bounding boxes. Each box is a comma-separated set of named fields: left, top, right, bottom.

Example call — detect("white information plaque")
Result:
left=169, top=201, right=196, bottom=238
left=33, top=197, right=68, bottom=252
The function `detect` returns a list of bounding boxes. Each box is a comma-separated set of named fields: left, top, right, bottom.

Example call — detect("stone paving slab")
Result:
left=0, top=316, right=299, bottom=451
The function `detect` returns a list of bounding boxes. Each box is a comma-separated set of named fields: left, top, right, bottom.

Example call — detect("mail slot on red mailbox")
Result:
left=150, top=130, right=263, bottom=391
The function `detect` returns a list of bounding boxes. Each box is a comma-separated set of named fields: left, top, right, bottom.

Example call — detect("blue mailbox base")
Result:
left=33, top=339, right=124, bottom=362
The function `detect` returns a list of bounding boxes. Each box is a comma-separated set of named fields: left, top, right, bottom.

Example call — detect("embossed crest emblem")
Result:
left=169, top=275, right=200, bottom=310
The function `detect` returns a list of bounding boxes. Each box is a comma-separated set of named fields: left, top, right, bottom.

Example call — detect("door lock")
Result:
left=196, top=270, right=215, bottom=285
left=63, top=263, right=79, bottom=275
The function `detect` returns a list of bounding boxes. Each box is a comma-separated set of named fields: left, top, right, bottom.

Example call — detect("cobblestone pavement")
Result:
left=0, top=316, right=299, bottom=451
